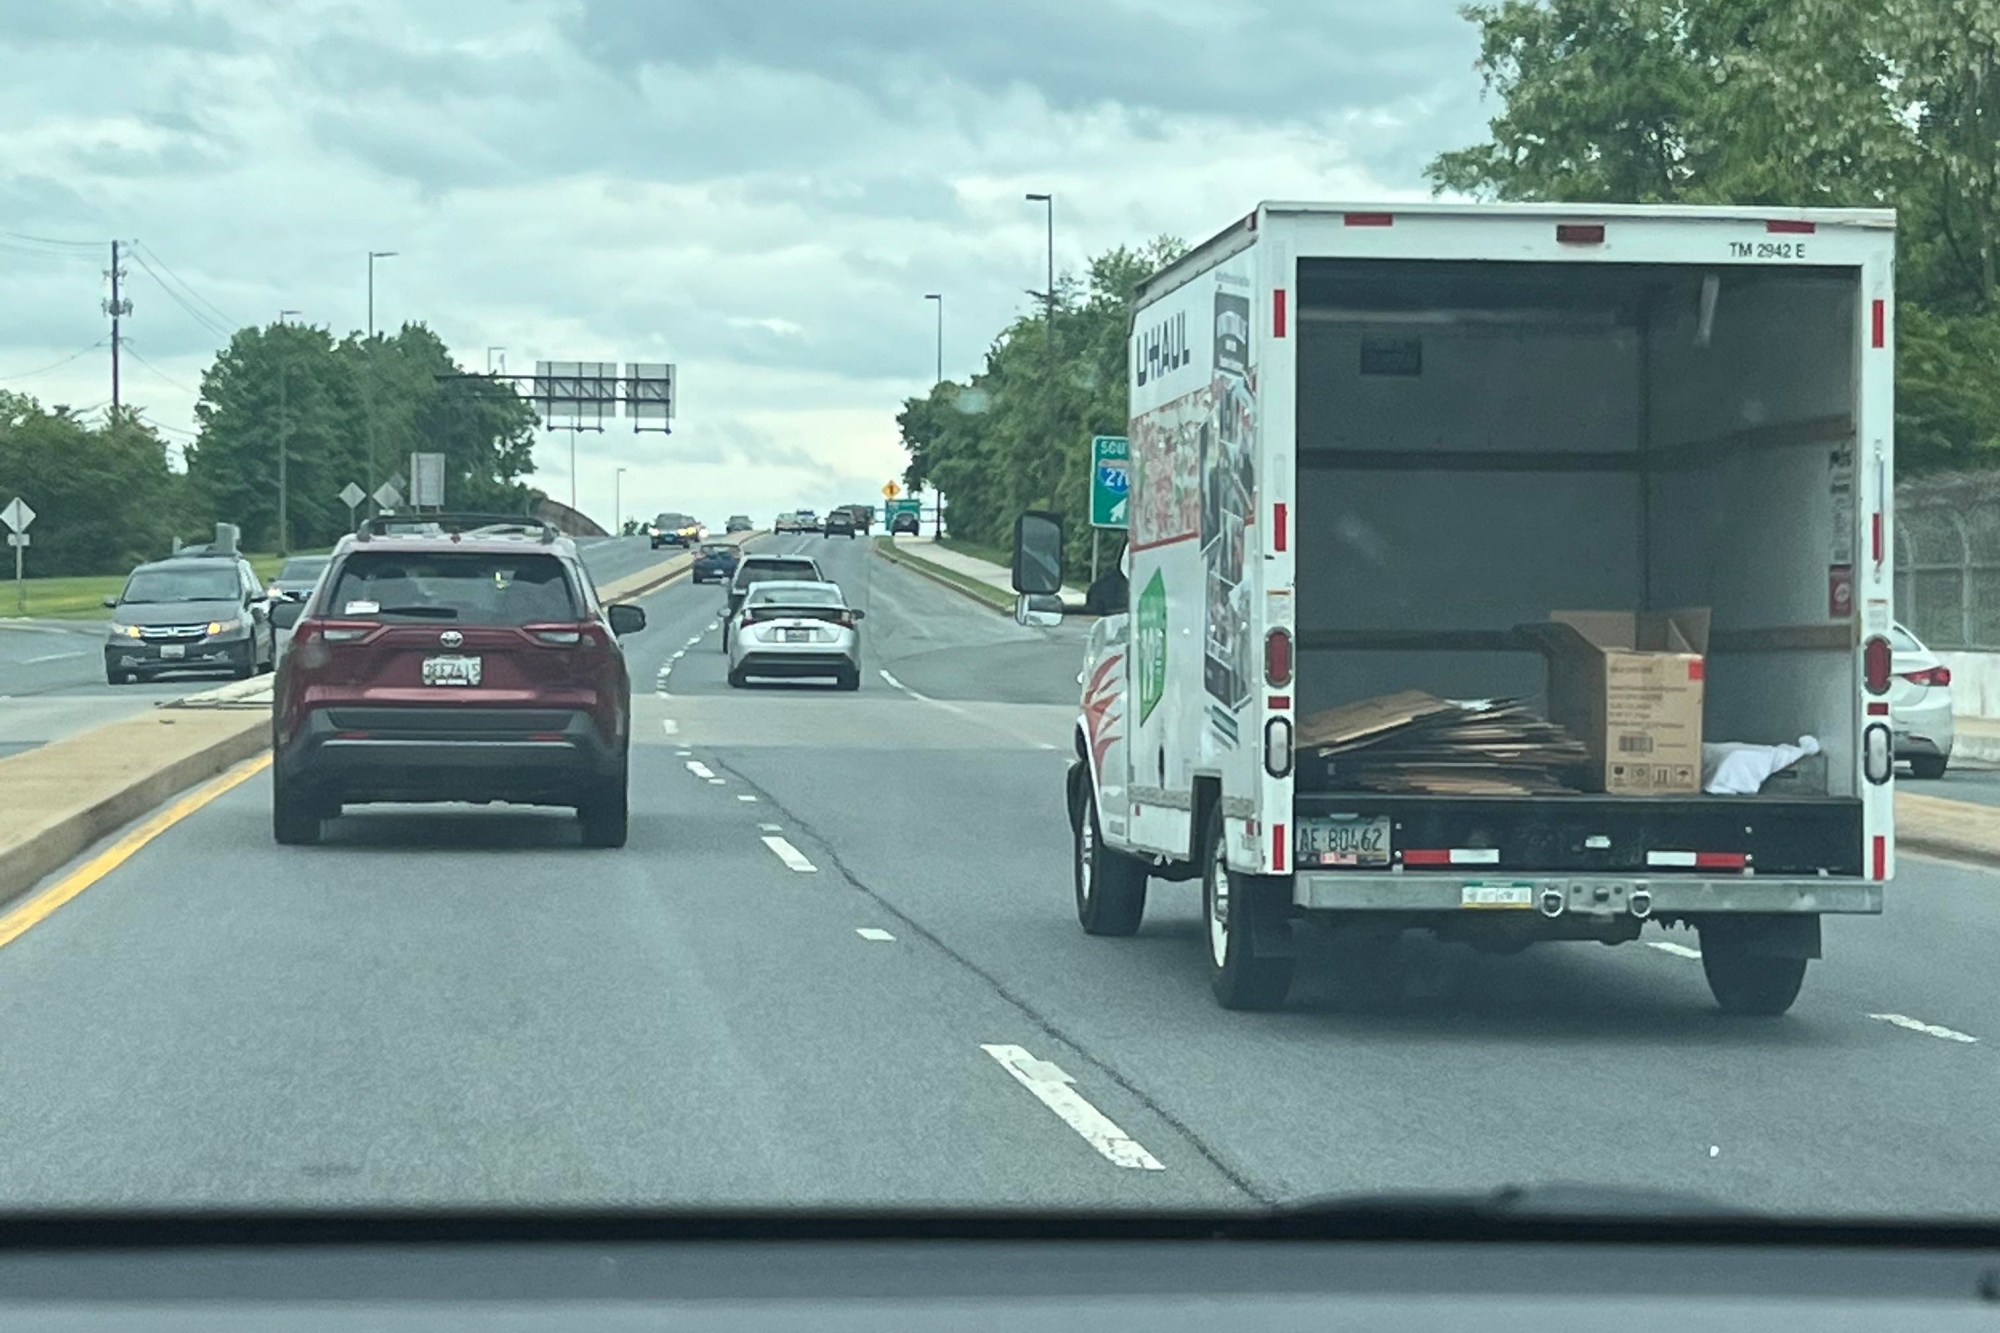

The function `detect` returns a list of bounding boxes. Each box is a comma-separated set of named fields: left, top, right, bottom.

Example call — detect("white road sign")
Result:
left=339, top=482, right=366, bottom=509
left=1, top=497, right=34, bottom=533
left=372, top=481, right=403, bottom=510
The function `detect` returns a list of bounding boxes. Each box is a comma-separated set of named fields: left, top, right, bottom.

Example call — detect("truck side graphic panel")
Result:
left=1202, top=281, right=1256, bottom=733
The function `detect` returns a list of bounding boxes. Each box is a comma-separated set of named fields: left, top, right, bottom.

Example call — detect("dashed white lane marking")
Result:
left=760, top=835, right=817, bottom=873
left=22, top=650, right=84, bottom=664
left=981, top=1044, right=1165, bottom=1171
left=737, top=794, right=758, bottom=802
left=675, top=749, right=692, bottom=757
left=1869, top=1013, right=1979, bottom=1043
left=1647, top=941, right=1703, bottom=960
left=671, top=649, right=685, bottom=660
left=661, top=719, right=679, bottom=736
left=686, top=760, right=716, bottom=779
left=856, top=928, right=896, bottom=942
left=758, top=822, right=782, bottom=832
left=1038, top=742, right=1058, bottom=751
left=707, top=777, right=726, bottom=785
left=684, top=635, right=703, bottom=647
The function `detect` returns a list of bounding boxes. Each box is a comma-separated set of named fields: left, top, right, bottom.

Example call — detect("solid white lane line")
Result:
left=686, top=760, right=716, bottom=779
left=856, top=928, right=896, bottom=942
left=737, top=794, right=758, bottom=802
left=21, top=651, right=84, bottom=664
left=1647, top=941, right=1703, bottom=960
left=761, top=835, right=817, bottom=873
left=1869, top=1013, right=1979, bottom=1043
left=877, top=668, right=923, bottom=698
left=981, top=1044, right=1164, bottom=1171
left=661, top=719, right=679, bottom=736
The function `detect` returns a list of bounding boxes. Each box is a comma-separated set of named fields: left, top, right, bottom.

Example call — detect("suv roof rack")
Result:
left=356, top=513, right=566, bottom=544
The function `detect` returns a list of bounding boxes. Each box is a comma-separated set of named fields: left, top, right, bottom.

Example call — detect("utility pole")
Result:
left=104, top=241, right=132, bottom=413
left=1025, top=192, right=1056, bottom=511
left=615, top=466, right=627, bottom=536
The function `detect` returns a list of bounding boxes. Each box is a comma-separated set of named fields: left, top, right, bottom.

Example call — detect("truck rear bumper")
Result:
left=1293, top=871, right=1882, bottom=916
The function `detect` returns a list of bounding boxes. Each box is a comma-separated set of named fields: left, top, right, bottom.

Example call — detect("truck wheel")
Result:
left=578, top=760, right=630, bottom=848
left=1698, top=927, right=1808, bottom=1016
left=271, top=769, right=325, bottom=846
left=1201, top=804, right=1293, bottom=1010
left=1073, top=773, right=1146, bottom=936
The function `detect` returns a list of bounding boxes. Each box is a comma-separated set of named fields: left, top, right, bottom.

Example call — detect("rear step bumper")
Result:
left=1293, top=871, right=1882, bottom=916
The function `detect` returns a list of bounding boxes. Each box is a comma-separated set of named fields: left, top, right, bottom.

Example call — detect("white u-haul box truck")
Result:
left=1024, top=202, right=1895, bottom=1015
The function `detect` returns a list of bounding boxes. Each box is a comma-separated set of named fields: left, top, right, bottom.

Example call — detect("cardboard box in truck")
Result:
left=1529, top=610, right=1709, bottom=795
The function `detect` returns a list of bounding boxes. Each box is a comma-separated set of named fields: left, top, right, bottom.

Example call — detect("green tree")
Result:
left=0, top=395, right=184, bottom=575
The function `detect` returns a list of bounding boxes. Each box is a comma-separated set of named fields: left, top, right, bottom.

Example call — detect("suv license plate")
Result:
left=422, top=655, right=482, bottom=686
left=1297, top=814, right=1391, bottom=867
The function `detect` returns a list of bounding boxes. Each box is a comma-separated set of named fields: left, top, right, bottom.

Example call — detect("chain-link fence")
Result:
left=1896, top=473, right=2000, bottom=651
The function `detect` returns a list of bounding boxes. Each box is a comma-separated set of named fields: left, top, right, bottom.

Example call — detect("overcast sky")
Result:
left=0, top=0, right=1484, bottom=530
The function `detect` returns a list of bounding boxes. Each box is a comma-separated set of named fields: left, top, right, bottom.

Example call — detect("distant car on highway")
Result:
left=723, top=553, right=825, bottom=650
left=725, top=514, right=753, bottom=534
left=823, top=508, right=856, bottom=538
left=794, top=509, right=821, bottom=534
left=264, top=554, right=330, bottom=604
left=1892, top=621, right=1956, bottom=778
left=841, top=504, right=875, bottom=534
left=649, top=512, right=701, bottom=549
left=691, top=542, right=741, bottom=584
left=774, top=512, right=799, bottom=534
left=104, top=554, right=277, bottom=685
left=727, top=579, right=863, bottom=691
left=267, top=514, right=647, bottom=848
left=890, top=509, right=921, bottom=535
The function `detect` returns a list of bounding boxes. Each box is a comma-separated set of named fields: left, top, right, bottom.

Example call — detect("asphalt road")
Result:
left=0, top=537, right=651, bottom=760
left=2, top=532, right=2000, bottom=1220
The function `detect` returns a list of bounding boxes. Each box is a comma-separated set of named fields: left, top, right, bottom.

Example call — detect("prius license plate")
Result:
left=159, top=644, right=186, bottom=659
left=1296, top=814, right=1391, bottom=867
left=783, top=628, right=813, bottom=643
left=422, top=655, right=482, bottom=686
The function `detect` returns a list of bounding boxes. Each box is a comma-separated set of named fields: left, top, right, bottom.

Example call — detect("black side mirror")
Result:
left=101, top=595, right=119, bottom=609
left=850, top=608, right=867, bottom=621
left=269, top=600, right=304, bottom=630
left=1012, top=510, right=1065, bottom=595
left=608, top=603, right=647, bottom=636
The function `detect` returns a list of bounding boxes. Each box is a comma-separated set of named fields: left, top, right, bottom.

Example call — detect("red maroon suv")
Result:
left=270, top=516, right=647, bottom=848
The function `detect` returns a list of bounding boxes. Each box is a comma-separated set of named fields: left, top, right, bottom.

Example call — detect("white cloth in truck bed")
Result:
left=1701, top=736, right=1821, bottom=795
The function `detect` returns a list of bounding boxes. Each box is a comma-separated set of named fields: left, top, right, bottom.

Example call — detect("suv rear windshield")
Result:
left=734, top=558, right=819, bottom=590
left=325, top=551, right=579, bottom=625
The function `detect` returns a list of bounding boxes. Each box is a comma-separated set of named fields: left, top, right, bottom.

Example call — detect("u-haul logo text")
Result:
left=1134, top=311, right=1189, bottom=387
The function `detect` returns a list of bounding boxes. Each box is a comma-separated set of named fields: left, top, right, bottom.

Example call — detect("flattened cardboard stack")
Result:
left=1296, top=691, right=1591, bottom=795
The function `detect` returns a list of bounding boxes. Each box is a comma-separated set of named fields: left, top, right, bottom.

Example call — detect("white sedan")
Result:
left=726, top=580, right=864, bottom=691
left=1891, top=621, right=1956, bottom=778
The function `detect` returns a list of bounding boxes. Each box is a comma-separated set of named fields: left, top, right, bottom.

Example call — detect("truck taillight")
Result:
left=1264, top=628, right=1293, bottom=687
left=1863, top=635, right=1892, bottom=694
left=1264, top=717, right=1293, bottom=778
left=1557, top=223, right=1605, bottom=245
left=1901, top=665, right=1952, bottom=687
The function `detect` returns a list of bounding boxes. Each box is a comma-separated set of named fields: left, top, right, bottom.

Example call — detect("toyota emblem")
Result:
left=439, top=630, right=464, bottom=648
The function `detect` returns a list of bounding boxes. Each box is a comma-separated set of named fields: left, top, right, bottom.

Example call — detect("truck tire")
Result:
left=1201, top=804, right=1293, bottom=1010
left=1072, top=772, right=1146, bottom=936
left=1698, top=926, right=1808, bottom=1016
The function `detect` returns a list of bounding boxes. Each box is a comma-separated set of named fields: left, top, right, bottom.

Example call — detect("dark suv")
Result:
left=269, top=515, right=647, bottom=848
left=721, top=553, right=823, bottom=650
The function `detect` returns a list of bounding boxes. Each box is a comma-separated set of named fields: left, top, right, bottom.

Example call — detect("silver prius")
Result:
left=726, top=580, right=864, bottom=691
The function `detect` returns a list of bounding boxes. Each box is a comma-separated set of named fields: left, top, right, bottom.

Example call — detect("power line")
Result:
left=133, top=241, right=238, bottom=335
left=122, top=343, right=199, bottom=395
left=0, top=339, right=107, bottom=383
left=139, top=412, right=197, bottom=438
left=0, top=228, right=102, bottom=250
left=127, top=248, right=233, bottom=344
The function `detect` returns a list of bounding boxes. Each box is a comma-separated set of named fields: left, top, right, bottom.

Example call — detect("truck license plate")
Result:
left=422, top=655, right=482, bottom=686
left=1297, top=815, right=1391, bottom=867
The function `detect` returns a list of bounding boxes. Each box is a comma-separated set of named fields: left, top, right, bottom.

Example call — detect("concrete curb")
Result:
left=1895, top=792, right=2000, bottom=867
left=872, top=538, right=1014, bottom=614
left=0, top=714, right=267, bottom=908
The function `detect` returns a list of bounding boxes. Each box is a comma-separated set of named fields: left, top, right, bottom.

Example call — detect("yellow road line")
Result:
left=0, top=752, right=273, bottom=951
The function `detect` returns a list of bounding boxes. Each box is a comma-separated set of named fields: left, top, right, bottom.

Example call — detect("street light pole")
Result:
left=488, top=346, right=505, bottom=374
left=923, top=293, right=943, bottom=384
left=277, top=310, right=301, bottom=555
left=367, top=251, right=398, bottom=339
left=615, top=466, right=628, bottom=537
left=1024, top=192, right=1055, bottom=513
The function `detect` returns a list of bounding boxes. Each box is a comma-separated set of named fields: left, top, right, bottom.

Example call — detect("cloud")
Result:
left=0, top=0, right=1491, bottom=525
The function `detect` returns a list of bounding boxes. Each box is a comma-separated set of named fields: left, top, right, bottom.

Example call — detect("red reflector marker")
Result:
left=1556, top=223, right=1606, bottom=245
left=1766, top=219, right=1816, bottom=234
left=1402, top=849, right=1451, bottom=867
left=334, top=731, right=369, bottom=741
left=1344, top=212, right=1394, bottom=227
left=1872, top=512, right=1883, bottom=563
left=1272, top=288, right=1287, bottom=338
left=1867, top=701, right=1890, bottom=716
left=1872, top=299, right=1886, bottom=348
left=1694, top=851, right=1749, bottom=870
left=1268, top=695, right=1291, bottom=710
left=1273, top=501, right=1288, bottom=552
left=1272, top=824, right=1287, bottom=873
left=1873, top=835, right=1887, bottom=879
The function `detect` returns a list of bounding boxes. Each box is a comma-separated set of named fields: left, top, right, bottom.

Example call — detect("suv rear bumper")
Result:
left=278, top=707, right=622, bottom=804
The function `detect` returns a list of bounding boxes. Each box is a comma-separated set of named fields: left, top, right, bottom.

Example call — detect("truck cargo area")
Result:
left=1292, top=257, right=1866, bottom=875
